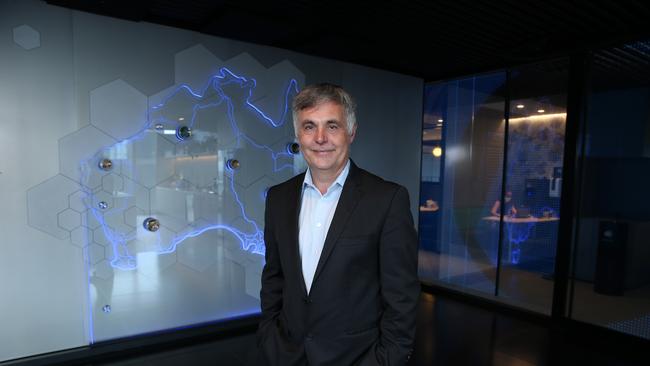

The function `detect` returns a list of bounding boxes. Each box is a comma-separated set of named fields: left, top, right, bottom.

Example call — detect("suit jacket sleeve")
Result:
left=372, top=186, right=420, bottom=365
left=257, top=188, right=284, bottom=346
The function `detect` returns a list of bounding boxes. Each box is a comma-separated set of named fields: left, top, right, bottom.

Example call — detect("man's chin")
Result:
left=311, top=163, right=334, bottom=172
left=306, top=159, right=336, bottom=171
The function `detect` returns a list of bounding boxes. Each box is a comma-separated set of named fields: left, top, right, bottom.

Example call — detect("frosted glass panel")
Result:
left=76, top=70, right=303, bottom=341
left=5, top=1, right=306, bottom=344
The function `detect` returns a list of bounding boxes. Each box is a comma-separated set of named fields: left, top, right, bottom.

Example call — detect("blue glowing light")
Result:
left=80, top=67, right=299, bottom=271
left=504, top=222, right=535, bottom=264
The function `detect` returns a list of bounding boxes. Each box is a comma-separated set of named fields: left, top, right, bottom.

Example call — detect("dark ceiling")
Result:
left=45, top=0, right=650, bottom=81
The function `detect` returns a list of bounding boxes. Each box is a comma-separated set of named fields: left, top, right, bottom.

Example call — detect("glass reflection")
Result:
left=419, top=62, right=569, bottom=314
left=419, top=72, right=507, bottom=296
left=496, top=61, right=568, bottom=314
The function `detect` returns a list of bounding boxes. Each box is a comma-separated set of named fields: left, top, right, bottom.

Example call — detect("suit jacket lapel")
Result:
left=311, top=161, right=363, bottom=287
left=288, top=173, right=309, bottom=298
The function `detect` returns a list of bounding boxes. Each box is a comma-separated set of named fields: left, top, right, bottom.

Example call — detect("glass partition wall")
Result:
left=419, top=72, right=506, bottom=298
left=568, top=40, right=650, bottom=340
left=421, top=45, right=650, bottom=340
left=497, top=60, right=568, bottom=313
left=419, top=60, right=569, bottom=314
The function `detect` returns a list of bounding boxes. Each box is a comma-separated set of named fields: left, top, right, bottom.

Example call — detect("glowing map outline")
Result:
left=80, top=67, right=299, bottom=271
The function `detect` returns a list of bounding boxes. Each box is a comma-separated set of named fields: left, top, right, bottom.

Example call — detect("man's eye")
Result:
left=304, top=125, right=313, bottom=130
left=328, top=124, right=338, bottom=129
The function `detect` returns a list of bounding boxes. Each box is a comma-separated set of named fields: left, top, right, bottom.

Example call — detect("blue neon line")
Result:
left=228, top=168, right=260, bottom=231
left=506, top=222, right=535, bottom=245
left=246, top=78, right=299, bottom=127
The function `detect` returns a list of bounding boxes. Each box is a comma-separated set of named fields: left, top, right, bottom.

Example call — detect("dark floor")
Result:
left=98, top=290, right=650, bottom=366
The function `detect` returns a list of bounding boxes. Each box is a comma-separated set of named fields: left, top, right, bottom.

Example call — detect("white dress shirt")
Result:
left=298, top=160, right=351, bottom=294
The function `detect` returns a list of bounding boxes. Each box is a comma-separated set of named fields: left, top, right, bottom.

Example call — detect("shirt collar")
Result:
left=303, top=159, right=351, bottom=194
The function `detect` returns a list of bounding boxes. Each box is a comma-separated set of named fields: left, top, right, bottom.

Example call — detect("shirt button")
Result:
left=316, top=222, right=322, bottom=227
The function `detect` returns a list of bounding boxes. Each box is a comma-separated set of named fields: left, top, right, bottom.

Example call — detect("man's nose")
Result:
left=315, top=127, right=327, bottom=144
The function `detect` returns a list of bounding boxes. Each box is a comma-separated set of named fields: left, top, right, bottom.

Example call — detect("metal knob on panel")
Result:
left=98, top=158, right=113, bottom=171
left=286, top=142, right=300, bottom=155
left=226, top=159, right=240, bottom=170
left=143, top=217, right=160, bottom=232
left=176, top=126, right=192, bottom=140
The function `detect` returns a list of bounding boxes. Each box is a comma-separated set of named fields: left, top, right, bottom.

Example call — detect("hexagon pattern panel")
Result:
left=13, top=24, right=40, bottom=50
left=27, top=44, right=305, bottom=342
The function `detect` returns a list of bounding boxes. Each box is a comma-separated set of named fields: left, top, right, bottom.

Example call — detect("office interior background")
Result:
left=1, top=1, right=649, bottom=365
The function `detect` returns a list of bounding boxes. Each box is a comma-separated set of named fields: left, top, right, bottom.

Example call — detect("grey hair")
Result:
left=292, top=83, right=357, bottom=136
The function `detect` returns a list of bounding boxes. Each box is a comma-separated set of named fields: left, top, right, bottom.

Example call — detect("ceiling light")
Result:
left=432, top=146, right=442, bottom=157
left=537, top=109, right=545, bottom=113
left=509, top=112, right=567, bottom=122
left=178, top=117, right=185, bottom=121
left=437, top=119, right=443, bottom=123
left=516, top=104, right=525, bottom=109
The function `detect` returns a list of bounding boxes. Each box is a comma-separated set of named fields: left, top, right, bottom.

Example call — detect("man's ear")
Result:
left=349, top=125, right=357, bottom=142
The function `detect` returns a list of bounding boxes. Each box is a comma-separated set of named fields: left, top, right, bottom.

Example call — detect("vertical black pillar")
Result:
left=552, top=52, right=589, bottom=319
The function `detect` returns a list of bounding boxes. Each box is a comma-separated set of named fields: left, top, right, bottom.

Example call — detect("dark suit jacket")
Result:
left=257, top=161, right=419, bottom=366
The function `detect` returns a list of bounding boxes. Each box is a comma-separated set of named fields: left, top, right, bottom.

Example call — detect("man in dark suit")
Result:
left=257, top=83, right=419, bottom=366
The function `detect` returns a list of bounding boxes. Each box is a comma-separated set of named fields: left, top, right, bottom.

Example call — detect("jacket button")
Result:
left=306, top=333, right=313, bottom=340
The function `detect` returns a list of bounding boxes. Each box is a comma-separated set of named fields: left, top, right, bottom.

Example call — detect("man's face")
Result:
left=296, top=101, right=355, bottom=177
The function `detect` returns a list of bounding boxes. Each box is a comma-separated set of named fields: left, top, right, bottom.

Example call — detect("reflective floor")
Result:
left=100, top=290, right=650, bottom=366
